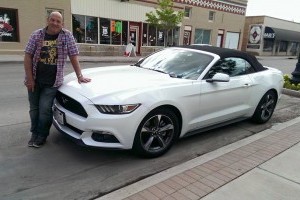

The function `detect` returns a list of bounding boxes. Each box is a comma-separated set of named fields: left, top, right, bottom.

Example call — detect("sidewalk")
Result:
left=98, top=116, right=300, bottom=200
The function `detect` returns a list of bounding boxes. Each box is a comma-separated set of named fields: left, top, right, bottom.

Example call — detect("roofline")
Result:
left=246, top=15, right=300, bottom=24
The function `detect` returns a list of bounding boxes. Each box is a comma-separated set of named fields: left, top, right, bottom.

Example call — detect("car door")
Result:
left=196, top=57, right=256, bottom=128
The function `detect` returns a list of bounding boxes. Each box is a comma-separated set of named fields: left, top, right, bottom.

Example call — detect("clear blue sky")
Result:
left=246, top=0, right=300, bottom=23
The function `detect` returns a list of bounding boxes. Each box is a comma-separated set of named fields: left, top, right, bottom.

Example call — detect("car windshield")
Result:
left=137, top=48, right=213, bottom=80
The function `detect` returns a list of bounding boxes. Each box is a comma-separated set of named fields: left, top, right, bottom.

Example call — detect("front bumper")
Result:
left=52, top=99, right=147, bottom=149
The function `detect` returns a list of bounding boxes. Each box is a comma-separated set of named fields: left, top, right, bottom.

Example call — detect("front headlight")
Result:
left=95, top=104, right=141, bottom=114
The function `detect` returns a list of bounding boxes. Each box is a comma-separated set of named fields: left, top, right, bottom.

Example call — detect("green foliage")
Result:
left=145, top=0, right=184, bottom=33
left=283, top=74, right=300, bottom=91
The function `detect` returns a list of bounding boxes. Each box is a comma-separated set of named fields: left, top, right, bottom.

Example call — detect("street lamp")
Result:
left=291, top=51, right=300, bottom=84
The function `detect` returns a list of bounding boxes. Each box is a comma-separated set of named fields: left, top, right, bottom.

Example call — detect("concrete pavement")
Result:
left=98, top=116, right=300, bottom=200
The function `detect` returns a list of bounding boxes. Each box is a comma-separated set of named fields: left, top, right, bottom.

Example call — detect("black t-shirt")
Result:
left=36, top=33, right=59, bottom=86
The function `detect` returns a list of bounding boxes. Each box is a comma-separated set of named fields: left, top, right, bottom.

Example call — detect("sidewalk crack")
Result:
left=258, top=166, right=300, bottom=185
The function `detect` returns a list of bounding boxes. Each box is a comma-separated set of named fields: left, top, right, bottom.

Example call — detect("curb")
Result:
left=282, top=88, right=300, bottom=98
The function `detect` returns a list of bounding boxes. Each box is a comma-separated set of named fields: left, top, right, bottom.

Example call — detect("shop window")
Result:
left=279, top=41, right=288, bottom=52
left=194, top=29, right=211, bottom=44
left=167, top=29, right=173, bottom=46
left=184, top=7, right=191, bottom=18
left=263, top=39, right=274, bottom=52
left=173, top=27, right=179, bottom=46
left=122, top=21, right=128, bottom=45
left=72, top=14, right=85, bottom=43
left=148, top=25, right=156, bottom=46
left=86, top=16, right=98, bottom=44
left=290, top=42, right=298, bottom=56
left=0, top=8, right=19, bottom=42
left=208, top=11, right=215, bottom=22
left=100, top=18, right=110, bottom=44
left=111, top=20, right=122, bottom=45
left=143, top=23, right=148, bottom=46
left=157, top=30, right=164, bottom=46
left=166, top=27, right=179, bottom=46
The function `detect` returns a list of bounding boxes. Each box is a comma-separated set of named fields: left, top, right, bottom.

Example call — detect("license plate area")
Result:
left=53, top=106, right=65, bottom=125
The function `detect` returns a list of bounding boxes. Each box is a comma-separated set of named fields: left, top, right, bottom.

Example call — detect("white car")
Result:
left=53, top=46, right=283, bottom=157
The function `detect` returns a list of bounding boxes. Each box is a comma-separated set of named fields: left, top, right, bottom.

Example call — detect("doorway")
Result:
left=129, top=22, right=142, bottom=55
left=183, top=30, right=191, bottom=45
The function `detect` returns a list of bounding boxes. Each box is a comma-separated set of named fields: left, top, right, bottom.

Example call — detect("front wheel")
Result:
left=251, top=90, right=277, bottom=124
left=133, top=108, right=179, bottom=158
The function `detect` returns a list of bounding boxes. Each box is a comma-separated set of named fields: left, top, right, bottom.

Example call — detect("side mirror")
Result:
left=206, top=73, right=230, bottom=83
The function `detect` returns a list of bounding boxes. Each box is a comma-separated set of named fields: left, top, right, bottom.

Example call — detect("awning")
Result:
left=264, top=26, right=300, bottom=42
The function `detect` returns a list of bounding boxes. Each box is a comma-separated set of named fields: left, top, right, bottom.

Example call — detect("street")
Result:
left=0, top=59, right=300, bottom=200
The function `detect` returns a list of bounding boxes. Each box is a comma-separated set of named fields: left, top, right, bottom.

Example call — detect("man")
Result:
left=24, top=11, right=91, bottom=148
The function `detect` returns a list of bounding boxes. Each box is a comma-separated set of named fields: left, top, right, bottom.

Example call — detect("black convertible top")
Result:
left=177, top=45, right=266, bottom=72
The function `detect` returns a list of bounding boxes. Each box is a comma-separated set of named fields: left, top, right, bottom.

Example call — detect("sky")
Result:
left=246, top=0, right=300, bottom=23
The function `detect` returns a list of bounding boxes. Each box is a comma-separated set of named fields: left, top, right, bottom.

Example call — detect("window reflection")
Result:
left=86, top=16, right=98, bottom=44
left=72, top=14, right=85, bottom=43
left=139, top=48, right=213, bottom=80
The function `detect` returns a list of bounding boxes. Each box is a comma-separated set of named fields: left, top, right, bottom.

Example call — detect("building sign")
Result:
left=248, top=25, right=262, bottom=44
left=264, top=26, right=275, bottom=39
left=0, top=8, right=19, bottom=42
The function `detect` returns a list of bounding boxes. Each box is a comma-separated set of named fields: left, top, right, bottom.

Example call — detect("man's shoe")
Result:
left=33, top=137, right=46, bottom=148
left=28, top=135, right=37, bottom=147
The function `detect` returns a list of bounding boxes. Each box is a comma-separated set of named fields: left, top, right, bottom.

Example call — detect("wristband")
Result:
left=77, top=74, right=83, bottom=79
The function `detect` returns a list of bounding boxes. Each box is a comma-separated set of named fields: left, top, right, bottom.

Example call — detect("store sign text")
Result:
left=264, top=33, right=275, bottom=39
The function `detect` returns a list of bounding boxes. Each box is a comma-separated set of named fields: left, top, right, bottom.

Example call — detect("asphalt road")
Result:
left=0, top=60, right=299, bottom=200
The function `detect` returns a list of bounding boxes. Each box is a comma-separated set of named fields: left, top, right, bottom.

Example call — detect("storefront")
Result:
left=0, top=0, right=247, bottom=56
left=243, top=16, right=300, bottom=56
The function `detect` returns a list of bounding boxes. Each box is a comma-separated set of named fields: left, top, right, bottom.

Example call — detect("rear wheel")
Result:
left=251, top=90, right=277, bottom=124
left=133, top=108, right=179, bottom=158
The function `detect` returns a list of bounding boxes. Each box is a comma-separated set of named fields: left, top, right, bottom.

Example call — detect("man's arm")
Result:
left=24, top=53, right=35, bottom=92
left=69, top=55, right=91, bottom=83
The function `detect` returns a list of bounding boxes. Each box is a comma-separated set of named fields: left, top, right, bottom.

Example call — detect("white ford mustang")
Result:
left=53, top=46, right=283, bottom=157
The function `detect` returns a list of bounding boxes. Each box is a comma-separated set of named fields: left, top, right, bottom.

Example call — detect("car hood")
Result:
left=60, top=65, right=190, bottom=102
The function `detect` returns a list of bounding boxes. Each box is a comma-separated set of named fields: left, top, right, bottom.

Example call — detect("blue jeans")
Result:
left=28, top=83, right=58, bottom=139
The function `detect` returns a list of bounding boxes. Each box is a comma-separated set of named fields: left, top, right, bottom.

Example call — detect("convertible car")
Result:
left=53, top=45, right=283, bottom=157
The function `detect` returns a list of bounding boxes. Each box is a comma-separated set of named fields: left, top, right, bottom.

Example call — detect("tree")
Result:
left=146, top=0, right=184, bottom=46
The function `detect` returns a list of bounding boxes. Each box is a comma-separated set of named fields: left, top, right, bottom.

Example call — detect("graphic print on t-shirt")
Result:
left=40, top=39, right=57, bottom=65
left=36, top=33, right=58, bottom=86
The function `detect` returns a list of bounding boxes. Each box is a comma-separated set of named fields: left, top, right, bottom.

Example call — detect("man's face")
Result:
left=47, top=13, right=63, bottom=35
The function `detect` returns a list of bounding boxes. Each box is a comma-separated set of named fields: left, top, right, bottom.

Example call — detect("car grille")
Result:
left=56, top=91, right=88, bottom=118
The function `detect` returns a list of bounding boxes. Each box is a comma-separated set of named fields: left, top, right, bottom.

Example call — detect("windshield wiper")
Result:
left=151, top=68, right=167, bottom=74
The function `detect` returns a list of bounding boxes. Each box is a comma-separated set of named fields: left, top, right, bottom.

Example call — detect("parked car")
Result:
left=53, top=45, right=283, bottom=157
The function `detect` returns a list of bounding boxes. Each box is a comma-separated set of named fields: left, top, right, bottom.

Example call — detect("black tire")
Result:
left=251, top=90, right=277, bottom=124
left=133, top=108, right=179, bottom=158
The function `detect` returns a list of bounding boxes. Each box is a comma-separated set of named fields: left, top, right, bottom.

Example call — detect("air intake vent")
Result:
left=56, top=91, right=88, bottom=118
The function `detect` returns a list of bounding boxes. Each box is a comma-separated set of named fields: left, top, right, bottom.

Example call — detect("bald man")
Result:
left=24, top=11, right=91, bottom=148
